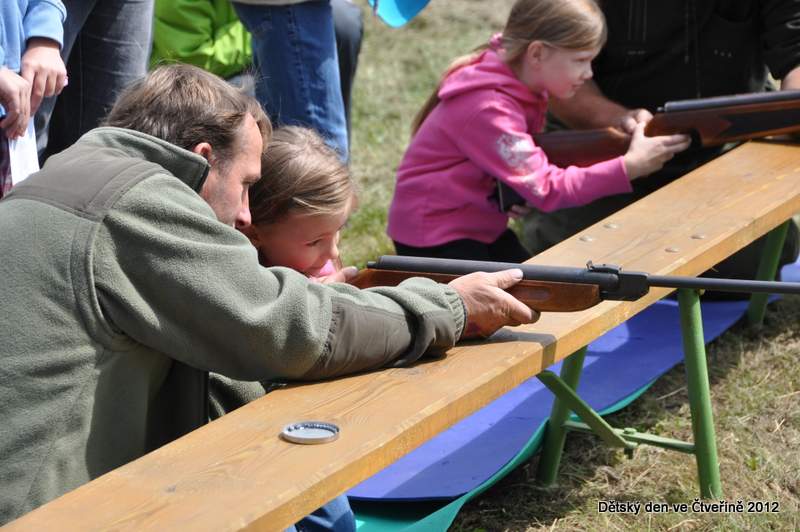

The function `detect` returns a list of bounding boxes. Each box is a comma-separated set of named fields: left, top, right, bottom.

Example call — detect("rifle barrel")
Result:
left=647, top=275, right=800, bottom=295
left=661, top=89, right=800, bottom=113
left=369, top=256, right=800, bottom=297
left=369, top=256, right=621, bottom=290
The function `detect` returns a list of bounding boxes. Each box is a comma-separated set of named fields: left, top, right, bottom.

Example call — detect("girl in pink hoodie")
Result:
left=387, top=0, right=690, bottom=262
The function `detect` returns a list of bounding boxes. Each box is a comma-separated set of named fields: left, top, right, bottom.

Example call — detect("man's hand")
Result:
left=0, top=67, right=32, bottom=138
left=617, top=107, right=653, bottom=134
left=449, top=269, right=539, bottom=339
left=550, top=80, right=632, bottom=130
left=20, top=38, right=67, bottom=115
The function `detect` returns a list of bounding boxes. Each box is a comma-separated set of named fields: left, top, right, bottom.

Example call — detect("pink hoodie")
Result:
left=387, top=49, right=632, bottom=247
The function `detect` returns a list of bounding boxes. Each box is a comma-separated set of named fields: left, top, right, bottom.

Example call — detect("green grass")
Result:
left=345, top=2, right=800, bottom=530
left=452, top=297, right=800, bottom=531
left=342, top=0, right=516, bottom=266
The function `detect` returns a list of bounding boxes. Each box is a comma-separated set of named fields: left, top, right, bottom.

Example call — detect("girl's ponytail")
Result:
left=410, top=46, right=488, bottom=136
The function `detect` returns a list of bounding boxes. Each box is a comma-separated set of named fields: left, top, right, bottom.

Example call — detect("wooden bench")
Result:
left=5, top=139, right=800, bottom=531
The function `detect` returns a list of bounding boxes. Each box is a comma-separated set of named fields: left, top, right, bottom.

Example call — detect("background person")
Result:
left=522, top=0, right=800, bottom=279
left=33, top=0, right=154, bottom=163
left=151, top=0, right=363, bottom=146
left=0, top=0, right=67, bottom=195
left=232, top=0, right=363, bottom=160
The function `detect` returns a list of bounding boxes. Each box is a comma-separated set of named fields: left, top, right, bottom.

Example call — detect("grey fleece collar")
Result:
left=79, top=127, right=210, bottom=192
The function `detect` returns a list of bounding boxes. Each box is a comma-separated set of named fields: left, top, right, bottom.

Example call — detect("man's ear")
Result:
left=191, top=142, right=213, bottom=162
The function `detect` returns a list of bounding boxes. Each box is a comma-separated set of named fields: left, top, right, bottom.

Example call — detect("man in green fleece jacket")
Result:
left=0, top=63, right=536, bottom=526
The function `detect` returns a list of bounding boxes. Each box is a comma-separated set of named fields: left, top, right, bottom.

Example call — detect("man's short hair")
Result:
left=104, top=63, right=271, bottom=165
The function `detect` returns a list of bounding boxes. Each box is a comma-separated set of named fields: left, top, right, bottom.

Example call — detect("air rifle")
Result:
left=496, top=89, right=800, bottom=211
left=537, top=89, right=800, bottom=167
left=349, top=255, right=800, bottom=312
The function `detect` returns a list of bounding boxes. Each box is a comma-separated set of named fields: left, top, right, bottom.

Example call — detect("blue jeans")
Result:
left=331, top=0, right=363, bottom=142
left=233, top=1, right=349, bottom=160
left=285, top=494, right=356, bottom=532
left=34, top=0, right=154, bottom=161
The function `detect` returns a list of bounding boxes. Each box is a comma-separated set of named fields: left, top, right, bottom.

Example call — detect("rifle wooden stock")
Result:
left=533, top=89, right=800, bottom=168
left=348, top=268, right=602, bottom=312
left=531, top=127, right=630, bottom=167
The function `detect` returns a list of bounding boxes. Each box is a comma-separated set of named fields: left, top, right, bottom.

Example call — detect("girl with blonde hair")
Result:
left=387, top=0, right=691, bottom=262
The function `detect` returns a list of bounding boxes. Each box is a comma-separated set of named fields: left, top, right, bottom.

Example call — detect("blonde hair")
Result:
left=250, top=126, right=357, bottom=225
left=105, top=63, right=271, bottom=168
left=411, top=0, right=606, bottom=134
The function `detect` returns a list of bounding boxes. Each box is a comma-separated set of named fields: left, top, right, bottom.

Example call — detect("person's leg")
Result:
left=38, top=0, right=154, bottom=161
left=233, top=1, right=349, bottom=160
left=0, top=130, right=10, bottom=198
left=331, top=0, right=363, bottom=138
left=285, top=494, right=356, bottom=532
left=487, top=229, right=532, bottom=263
left=33, top=0, right=96, bottom=156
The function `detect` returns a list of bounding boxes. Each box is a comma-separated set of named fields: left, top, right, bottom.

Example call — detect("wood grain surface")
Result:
left=6, top=140, right=800, bottom=531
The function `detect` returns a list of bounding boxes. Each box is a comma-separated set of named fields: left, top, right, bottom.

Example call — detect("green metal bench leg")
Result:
left=535, top=346, right=587, bottom=486
left=678, top=288, right=723, bottom=499
left=537, top=371, right=633, bottom=451
left=747, top=220, right=791, bottom=327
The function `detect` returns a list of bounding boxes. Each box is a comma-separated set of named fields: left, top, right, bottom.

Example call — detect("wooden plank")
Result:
left=6, top=140, right=800, bottom=531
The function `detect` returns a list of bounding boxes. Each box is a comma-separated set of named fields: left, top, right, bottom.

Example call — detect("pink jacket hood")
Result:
left=437, top=50, right=544, bottom=108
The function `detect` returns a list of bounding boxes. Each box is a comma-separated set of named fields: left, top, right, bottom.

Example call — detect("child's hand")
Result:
left=623, top=122, right=691, bottom=180
left=313, top=266, right=359, bottom=284
left=0, top=67, right=32, bottom=138
left=617, top=108, right=653, bottom=134
left=507, top=203, right=532, bottom=220
left=20, top=38, right=68, bottom=114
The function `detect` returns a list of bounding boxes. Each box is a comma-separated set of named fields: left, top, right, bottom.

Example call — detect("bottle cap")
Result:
left=281, top=421, right=340, bottom=444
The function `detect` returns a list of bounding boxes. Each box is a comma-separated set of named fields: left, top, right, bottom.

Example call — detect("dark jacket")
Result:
left=594, top=0, right=800, bottom=111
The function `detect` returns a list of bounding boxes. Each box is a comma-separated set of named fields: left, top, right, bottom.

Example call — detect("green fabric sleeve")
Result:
left=93, top=174, right=465, bottom=382
left=150, top=0, right=252, bottom=79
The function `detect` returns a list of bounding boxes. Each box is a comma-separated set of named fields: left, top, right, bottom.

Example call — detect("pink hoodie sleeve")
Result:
left=454, top=96, right=633, bottom=212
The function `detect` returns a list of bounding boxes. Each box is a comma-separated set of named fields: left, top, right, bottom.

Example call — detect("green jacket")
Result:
left=0, top=127, right=465, bottom=523
left=150, top=0, right=252, bottom=79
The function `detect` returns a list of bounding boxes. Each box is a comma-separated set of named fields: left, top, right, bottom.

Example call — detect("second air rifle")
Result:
left=535, top=89, right=800, bottom=168
left=349, top=256, right=800, bottom=312
left=495, top=89, right=800, bottom=211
